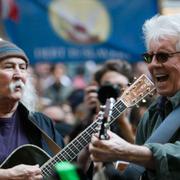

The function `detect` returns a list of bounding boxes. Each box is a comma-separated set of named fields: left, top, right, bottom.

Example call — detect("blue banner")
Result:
left=3, top=0, right=159, bottom=64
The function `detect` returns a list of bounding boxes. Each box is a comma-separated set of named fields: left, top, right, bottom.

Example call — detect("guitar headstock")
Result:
left=120, top=74, right=155, bottom=107
left=98, top=98, right=115, bottom=140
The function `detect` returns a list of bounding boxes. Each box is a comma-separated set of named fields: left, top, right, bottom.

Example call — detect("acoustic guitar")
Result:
left=0, top=74, right=155, bottom=179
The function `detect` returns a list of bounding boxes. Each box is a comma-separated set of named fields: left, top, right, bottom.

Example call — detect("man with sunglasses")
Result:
left=89, top=13, right=180, bottom=180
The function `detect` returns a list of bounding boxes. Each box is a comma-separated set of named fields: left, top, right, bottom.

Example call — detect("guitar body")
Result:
left=0, top=144, right=51, bottom=169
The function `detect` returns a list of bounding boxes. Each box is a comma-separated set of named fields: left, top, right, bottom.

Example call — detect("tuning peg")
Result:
left=95, top=126, right=101, bottom=133
left=128, top=77, right=138, bottom=86
left=98, top=111, right=104, bottom=118
left=149, top=93, right=154, bottom=97
left=100, top=105, right=106, bottom=110
left=121, top=87, right=126, bottom=92
left=142, top=99, right=147, bottom=103
left=104, top=123, right=110, bottom=129
left=148, top=89, right=156, bottom=97
left=136, top=104, right=140, bottom=108
left=95, top=122, right=102, bottom=132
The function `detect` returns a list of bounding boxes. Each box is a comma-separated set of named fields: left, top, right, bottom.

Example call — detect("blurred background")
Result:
left=0, top=0, right=179, bottom=144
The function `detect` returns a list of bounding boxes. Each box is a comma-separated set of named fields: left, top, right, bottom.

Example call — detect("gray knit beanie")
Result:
left=0, top=39, right=29, bottom=64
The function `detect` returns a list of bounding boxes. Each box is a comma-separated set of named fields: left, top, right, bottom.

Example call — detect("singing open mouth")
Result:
left=155, top=74, right=169, bottom=82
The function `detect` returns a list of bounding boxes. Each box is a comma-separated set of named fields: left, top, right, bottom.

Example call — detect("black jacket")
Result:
left=18, top=103, right=65, bottom=157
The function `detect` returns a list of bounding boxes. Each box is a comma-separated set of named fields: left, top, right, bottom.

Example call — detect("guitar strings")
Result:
left=41, top=100, right=127, bottom=177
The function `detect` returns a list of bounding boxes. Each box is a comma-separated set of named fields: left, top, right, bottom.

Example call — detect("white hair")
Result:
left=20, top=74, right=38, bottom=112
left=142, top=13, right=180, bottom=51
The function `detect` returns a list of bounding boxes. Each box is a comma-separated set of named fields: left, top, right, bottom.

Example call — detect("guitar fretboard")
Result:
left=41, top=100, right=127, bottom=177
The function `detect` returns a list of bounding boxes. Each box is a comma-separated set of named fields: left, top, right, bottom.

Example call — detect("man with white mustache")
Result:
left=9, top=80, right=25, bottom=94
left=0, top=40, right=64, bottom=179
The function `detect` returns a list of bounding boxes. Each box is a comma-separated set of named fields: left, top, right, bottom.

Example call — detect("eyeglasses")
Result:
left=142, top=51, right=180, bottom=64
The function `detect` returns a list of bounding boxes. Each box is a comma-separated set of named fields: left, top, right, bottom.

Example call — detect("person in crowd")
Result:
left=34, top=62, right=52, bottom=95
left=89, top=13, right=180, bottom=180
left=43, top=63, right=72, bottom=105
left=67, top=64, right=87, bottom=116
left=0, top=39, right=64, bottom=179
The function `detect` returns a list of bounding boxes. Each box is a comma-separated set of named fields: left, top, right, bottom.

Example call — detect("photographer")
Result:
left=83, top=59, right=135, bottom=142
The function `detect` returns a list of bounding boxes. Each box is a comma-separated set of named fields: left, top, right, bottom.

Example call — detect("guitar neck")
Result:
left=41, top=99, right=127, bottom=177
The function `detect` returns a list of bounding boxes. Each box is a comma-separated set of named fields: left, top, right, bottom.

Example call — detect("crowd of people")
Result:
left=0, top=13, right=180, bottom=180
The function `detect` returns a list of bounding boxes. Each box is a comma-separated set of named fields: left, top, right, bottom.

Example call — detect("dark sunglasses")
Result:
left=142, top=51, right=180, bottom=64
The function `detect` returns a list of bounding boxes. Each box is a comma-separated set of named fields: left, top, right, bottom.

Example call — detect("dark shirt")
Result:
left=0, top=111, right=29, bottom=164
left=136, top=91, right=180, bottom=180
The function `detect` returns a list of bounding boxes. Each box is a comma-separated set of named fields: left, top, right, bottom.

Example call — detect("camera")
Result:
left=97, top=83, right=121, bottom=104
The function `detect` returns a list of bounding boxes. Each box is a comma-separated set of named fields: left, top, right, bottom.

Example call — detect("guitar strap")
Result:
left=146, top=105, right=180, bottom=143
left=28, top=112, right=61, bottom=155
left=122, top=105, right=180, bottom=180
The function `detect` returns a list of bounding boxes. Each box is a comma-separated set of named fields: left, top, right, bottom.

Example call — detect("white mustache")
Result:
left=9, top=80, right=25, bottom=93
